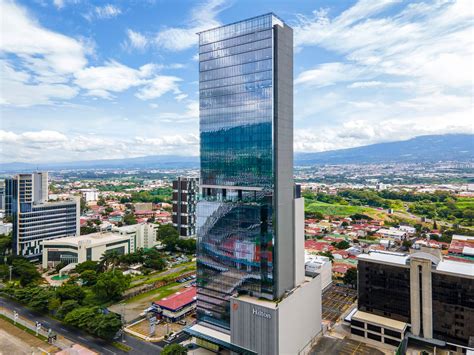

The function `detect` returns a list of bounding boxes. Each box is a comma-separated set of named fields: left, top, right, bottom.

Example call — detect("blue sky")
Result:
left=1, top=0, right=472, bottom=162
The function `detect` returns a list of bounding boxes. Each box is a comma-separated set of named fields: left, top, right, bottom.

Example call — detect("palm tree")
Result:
left=98, top=250, right=121, bottom=272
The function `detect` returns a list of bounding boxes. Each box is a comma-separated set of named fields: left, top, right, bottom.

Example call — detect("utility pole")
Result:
left=121, top=303, right=126, bottom=343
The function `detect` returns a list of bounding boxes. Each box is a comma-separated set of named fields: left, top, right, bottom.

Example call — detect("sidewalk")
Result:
left=0, top=306, right=78, bottom=352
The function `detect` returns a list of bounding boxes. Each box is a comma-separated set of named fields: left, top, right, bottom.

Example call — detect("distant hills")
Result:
left=295, top=134, right=473, bottom=165
left=0, top=134, right=472, bottom=172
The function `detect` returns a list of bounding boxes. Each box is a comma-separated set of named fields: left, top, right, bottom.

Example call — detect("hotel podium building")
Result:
left=186, top=14, right=322, bottom=355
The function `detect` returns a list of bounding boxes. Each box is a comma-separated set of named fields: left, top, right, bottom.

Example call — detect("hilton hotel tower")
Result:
left=185, top=13, right=322, bottom=355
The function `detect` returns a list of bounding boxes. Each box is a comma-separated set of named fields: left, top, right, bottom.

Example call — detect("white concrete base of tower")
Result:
left=230, top=275, right=322, bottom=355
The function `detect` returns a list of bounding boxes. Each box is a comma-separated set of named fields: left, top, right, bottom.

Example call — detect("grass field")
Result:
left=455, top=197, right=474, bottom=210
left=305, top=201, right=372, bottom=217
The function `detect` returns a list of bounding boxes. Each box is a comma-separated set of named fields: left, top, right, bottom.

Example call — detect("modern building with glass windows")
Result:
left=172, top=177, right=199, bottom=238
left=353, top=251, right=474, bottom=353
left=186, top=14, right=322, bottom=355
left=5, top=172, right=80, bottom=261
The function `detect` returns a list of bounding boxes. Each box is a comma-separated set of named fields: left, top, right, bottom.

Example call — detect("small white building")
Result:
left=114, top=223, right=158, bottom=250
left=42, top=232, right=134, bottom=268
left=305, top=253, right=332, bottom=290
left=377, top=228, right=407, bottom=241
left=398, top=225, right=416, bottom=234
left=79, top=189, right=99, bottom=202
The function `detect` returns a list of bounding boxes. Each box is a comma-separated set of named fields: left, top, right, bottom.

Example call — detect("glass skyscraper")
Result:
left=196, top=13, right=294, bottom=330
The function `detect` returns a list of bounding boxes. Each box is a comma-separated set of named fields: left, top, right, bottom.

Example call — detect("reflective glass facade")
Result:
left=197, top=14, right=292, bottom=330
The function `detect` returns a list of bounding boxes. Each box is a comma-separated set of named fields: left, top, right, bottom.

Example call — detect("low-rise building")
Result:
left=114, top=223, right=158, bottom=250
left=79, top=189, right=99, bottom=202
left=376, top=228, right=407, bottom=241
left=42, top=232, right=134, bottom=268
left=150, top=286, right=197, bottom=322
left=305, top=254, right=332, bottom=290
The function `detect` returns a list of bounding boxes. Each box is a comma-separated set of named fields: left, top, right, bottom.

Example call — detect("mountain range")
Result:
left=0, top=134, right=472, bottom=172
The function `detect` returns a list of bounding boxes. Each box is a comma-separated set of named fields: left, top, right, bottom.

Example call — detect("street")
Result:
left=0, top=296, right=163, bottom=354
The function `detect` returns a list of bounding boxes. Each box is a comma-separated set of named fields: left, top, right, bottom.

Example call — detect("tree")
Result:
left=74, top=260, right=98, bottom=274
left=64, top=306, right=122, bottom=339
left=28, top=288, right=56, bottom=312
left=80, top=226, right=97, bottom=235
left=80, top=270, right=98, bottom=285
left=306, top=211, right=325, bottom=220
left=157, top=224, right=179, bottom=241
left=123, top=213, right=137, bottom=226
left=56, top=283, right=86, bottom=303
left=463, top=209, right=474, bottom=223
left=57, top=300, right=79, bottom=319
left=157, top=224, right=179, bottom=252
left=98, top=250, right=122, bottom=271
left=343, top=267, right=357, bottom=289
left=0, top=232, right=12, bottom=255
left=333, top=240, right=350, bottom=250
left=93, top=271, right=130, bottom=301
left=161, top=344, right=187, bottom=355
left=12, top=258, right=42, bottom=286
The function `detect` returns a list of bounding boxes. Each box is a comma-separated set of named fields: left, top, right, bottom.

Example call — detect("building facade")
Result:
left=114, top=222, right=158, bottom=250
left=5, top=172, right=80, bottom=260
left=354, top=251, right=474, bottom=352
left=187, top=14, right=322, bottom=355
left=42, top=232, right=134, bottom=268
left=172, top=177, right=198, bottom=238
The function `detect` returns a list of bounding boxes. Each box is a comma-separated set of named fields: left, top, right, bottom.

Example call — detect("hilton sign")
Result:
left=252, top=308, right=272, bottom=319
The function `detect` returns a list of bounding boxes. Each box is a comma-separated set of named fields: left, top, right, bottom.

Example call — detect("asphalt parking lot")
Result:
left=322, top=285, right=358, bottom=325
left=311, top=335, right=384, bottom=355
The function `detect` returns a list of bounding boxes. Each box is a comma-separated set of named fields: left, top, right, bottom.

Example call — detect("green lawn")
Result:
left=455, top=197, right=474, bottom=210
left=305, top=201, right=372, bottom=217
left=124, top=282, right=181, bottom=304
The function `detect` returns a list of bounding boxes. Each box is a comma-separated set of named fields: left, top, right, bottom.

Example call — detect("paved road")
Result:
left=0, top=296, right=162, bottom=355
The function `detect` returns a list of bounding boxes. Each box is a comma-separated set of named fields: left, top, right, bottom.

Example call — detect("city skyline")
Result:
left=1, top=0, right=473, bottom=163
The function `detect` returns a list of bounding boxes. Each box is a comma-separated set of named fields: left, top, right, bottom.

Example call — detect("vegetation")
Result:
left=161, top=344, right=187, bottom=355
left=343, top=268, right=357, bottom=289
left=93, top=271, right=131, bottom=302
left=0, top=232, right=12, bottom=256
left=157, top=224, right=196, bottom=253
left=64, top=306, right=121, bottom=339
left=119, top=187, right=173, bottom=204
left=304, top=189, right=474, bottom=226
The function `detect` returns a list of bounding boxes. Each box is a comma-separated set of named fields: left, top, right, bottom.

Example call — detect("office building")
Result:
left=114, top=222, right=158, bottom=249
left=6, top=172, right=79, bottom=260
left=352, top=250, right=474, bottom=352
left=42, top=232, right=134, bottom=268
left=186, top=14, right=321, bottom=355
left=172, top=177, right=198, bottom=238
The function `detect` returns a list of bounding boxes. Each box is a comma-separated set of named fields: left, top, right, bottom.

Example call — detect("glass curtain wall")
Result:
left=197, top=14, right=280, bottom=329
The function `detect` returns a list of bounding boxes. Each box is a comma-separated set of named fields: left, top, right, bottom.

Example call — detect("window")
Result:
left=351, top=328, right=365, bottom=337
left=367, top=333, right=381, bottom=342
left=367, top=324, right=381, bottom=333
left=384, top=329, right=401, bottom=339
left=384, top=338, right=400, bottom=347
left=352, top=320, right=365, bottom=329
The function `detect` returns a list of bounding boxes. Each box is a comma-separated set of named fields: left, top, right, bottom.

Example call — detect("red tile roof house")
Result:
left=332, top=263, right=356, bottom=277
left=304, top=240, right=335, bottom=253
left=151, top=286, right=197, bottom=322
